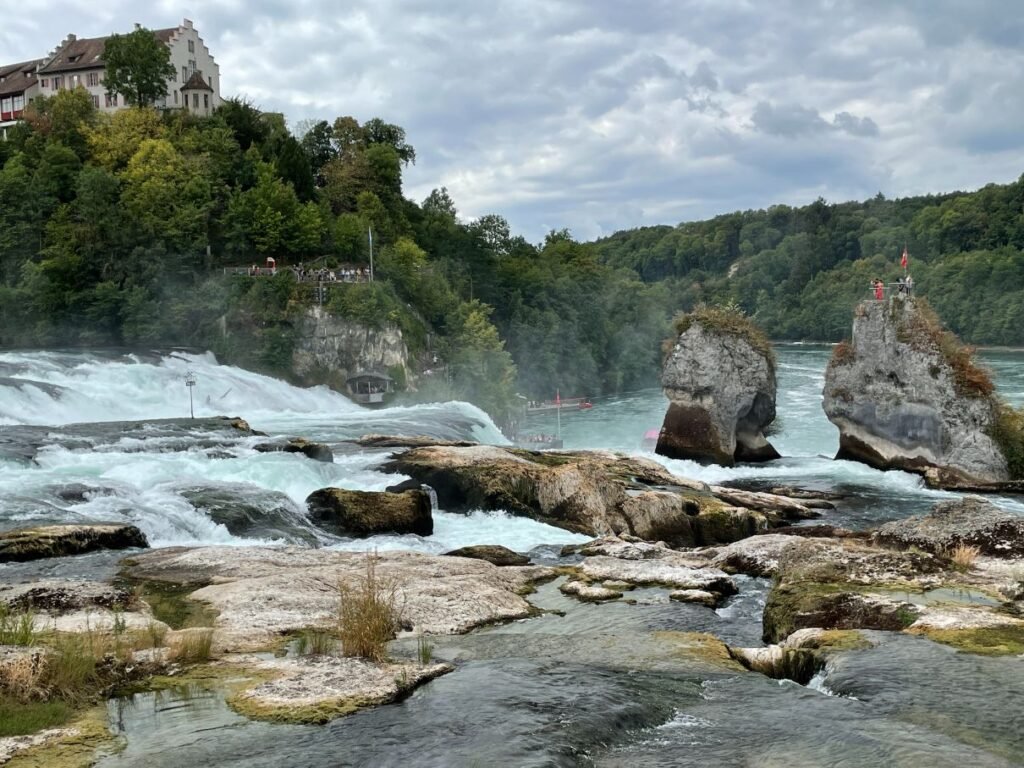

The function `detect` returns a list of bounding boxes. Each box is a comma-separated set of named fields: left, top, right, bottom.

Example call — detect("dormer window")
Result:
left=69, top=54, right=82, bottom=63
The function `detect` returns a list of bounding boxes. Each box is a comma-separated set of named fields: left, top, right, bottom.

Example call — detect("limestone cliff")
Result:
left=291, top=306, right=410, bottom=389
left=822, top=297, right=1008, bottom=484
left=657, top=309, right=779, bottom=465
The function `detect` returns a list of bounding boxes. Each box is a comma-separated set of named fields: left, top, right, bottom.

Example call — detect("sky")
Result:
left=3, top=0, right=1024, bottom=242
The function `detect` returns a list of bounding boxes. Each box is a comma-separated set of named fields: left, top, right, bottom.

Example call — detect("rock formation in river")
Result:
left=305, top=487, right=434, bottom=537
left=382, top=444, right=819, bottom=547
left=656, top=307, right=780, bottom=465
left=0, top=523, right=148, bottom=562
left=822, top=297, right=1012, bottom=485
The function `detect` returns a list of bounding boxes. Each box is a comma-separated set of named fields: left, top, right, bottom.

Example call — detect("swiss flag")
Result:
left=555, top=389, right=561, bottom=407
left=901, top=246, right=909, bottom=270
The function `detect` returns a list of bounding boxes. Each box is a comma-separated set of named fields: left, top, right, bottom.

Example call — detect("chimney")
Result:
left=67, top=34, right=77, bottom=43
left=134, top=23, right=141, bottom=30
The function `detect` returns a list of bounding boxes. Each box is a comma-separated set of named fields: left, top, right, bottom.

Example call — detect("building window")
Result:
left=192, top=93, right=199, bottom=108
left=188, top=59, right=196, bottom=74
left=174, top=91, right=179, bottom=104
left=13, top=95, right=24, bottom=111
left=182, top=66, right=187, bottom=82
left=188, top=39, right=195, bottom=53
left=52, top=76, right=63, bottom=90
left=204, top=94, right=209, bottom=109
left=87, top=72, right=99, bottom=87
left=40, top=78, right=48, bottom=88
left=91, top=95, right=99, bottom=108
left=105, top=92, right=118, bottom=108
left=71, top=74, right=79, bottom=87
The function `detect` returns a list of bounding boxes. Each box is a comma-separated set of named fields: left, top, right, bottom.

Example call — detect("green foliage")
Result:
left=673, top=303, right=775, bottom=366
left=989, top=404, right=1024, bottom=480
left=102, top=27, right=177, bottom=107
left=0, top=605, right=37, bottom=646
left=0, top=697, right=72, bottom=737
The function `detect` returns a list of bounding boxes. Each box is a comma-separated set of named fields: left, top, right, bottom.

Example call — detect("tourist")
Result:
left=906, top=274, right=914, bottom=296
left=873, top=279, right=884, bottom=301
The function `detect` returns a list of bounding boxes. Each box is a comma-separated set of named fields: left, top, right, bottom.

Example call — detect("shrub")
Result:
left=672, top=303, right=775, bottom=369
left=832, top=339, right=855, bottom=366
left=0, top=697, right=72, bottom=738
left=296, top=629, right=336, bottom=656
left=989, top=404, right=1024, bottom=480
left=337, top=555, right=402, bottom=662
left=897, top=299, right=994, bottom=398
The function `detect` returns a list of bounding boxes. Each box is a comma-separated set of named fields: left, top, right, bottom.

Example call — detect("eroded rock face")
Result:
left=255, top=437, right=334, bottom=463
left=0, top=524, right=148, bottom=563
left=382, top=445, right=772, bottom=547
left=874, top=496, right=1024, bottom=557
left=305, top=488, right=433, bottom=537
left=657, top=317, right=779, bottom=465
left=823, top=298, right=1008, bottom=484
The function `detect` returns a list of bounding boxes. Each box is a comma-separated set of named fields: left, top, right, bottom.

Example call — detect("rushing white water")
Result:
left=2, top=345, right=1023, bottom=552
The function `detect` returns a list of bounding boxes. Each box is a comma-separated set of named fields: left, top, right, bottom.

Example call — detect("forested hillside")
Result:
left=2, top=76, right=1023, bottom=425
left=595, top=183, right=1024, bottom=346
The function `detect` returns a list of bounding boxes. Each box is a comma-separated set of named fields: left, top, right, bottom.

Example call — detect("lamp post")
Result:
left=185, top=370, right=197, bottom=419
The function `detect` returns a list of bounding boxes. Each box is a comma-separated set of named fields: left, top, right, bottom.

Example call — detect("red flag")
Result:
left=901, top=246, right=908, bottom=270
left=555, top=389, right=560, bottom=406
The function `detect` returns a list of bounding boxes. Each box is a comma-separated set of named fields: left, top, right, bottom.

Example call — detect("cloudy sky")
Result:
left=3, top=1, right=1024, bottom=241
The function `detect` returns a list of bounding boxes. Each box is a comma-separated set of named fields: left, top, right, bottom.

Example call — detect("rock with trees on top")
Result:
left=656, top=306, right=780, bottom=466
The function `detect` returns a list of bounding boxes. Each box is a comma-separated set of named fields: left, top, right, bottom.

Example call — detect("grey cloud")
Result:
left=5, top=0, right=1024, bottom=241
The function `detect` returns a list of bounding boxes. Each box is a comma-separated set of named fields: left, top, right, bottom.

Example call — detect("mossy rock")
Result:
left=910, top=624, right=1024, bottom=656
left=0, top=524, right=148, bottom=563
left=763, top=580, right=918, bottom=643
left=305, top=488, right=433, bottom=537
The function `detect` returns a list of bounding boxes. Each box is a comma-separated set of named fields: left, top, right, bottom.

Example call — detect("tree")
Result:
left=102, top=27, right=176, bottom=108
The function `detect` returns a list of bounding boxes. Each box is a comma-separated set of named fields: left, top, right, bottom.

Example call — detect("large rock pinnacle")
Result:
left=656, top=308, right=779, bottom=466
left=822, top=297, right=1009, bottom=484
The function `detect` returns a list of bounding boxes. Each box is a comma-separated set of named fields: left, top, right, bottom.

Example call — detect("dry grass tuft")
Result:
left=672, top=303, right=775, bottom=369
left=337, top=555, right=403, bottom=663
left=832, top=339, right=855, bottom=366
left=169, top=628, right=215, bottom=663
left=949, top=543, right=981, bottom=572
left=897, top=299, right=994, bottom=398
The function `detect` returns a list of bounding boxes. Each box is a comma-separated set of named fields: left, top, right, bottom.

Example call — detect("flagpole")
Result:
left=556, top=388, right=561, bottom=438
left=369, top=227, right=374, bottom=282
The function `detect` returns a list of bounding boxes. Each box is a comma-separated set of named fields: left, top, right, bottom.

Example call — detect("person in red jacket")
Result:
left=873, top=279, right=884, bottom=301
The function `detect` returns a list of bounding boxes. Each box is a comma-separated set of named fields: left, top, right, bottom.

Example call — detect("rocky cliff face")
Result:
left=822, top=298, right=1008, bottom=484
left=291, top=307, right=409, bottom=388
left=657, top=314, right=779, bottom=465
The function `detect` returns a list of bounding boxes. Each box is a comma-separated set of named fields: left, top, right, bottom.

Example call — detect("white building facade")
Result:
left=25, top=19, right=220, bottom=116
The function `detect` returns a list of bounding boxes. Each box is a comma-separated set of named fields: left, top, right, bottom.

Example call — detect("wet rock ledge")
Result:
left=381, top=444, right=818, bottom=547
left=0, top=523, right=148, bottom=563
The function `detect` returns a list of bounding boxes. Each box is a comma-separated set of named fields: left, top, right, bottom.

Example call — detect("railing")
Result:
left=866, top=282, right=915, bottom=301
left=222, top=266, right=370, bottom=283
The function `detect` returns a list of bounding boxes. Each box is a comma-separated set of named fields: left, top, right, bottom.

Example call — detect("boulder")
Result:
left=444, top=545, right=530, bottom=566
left=0, top=523, right=148, bottom=563
left=255, top=437, right=334, bottom=463
left=356, top=434, right=478, bottom=449
left=305, top=488, right=433, bottom=537
left=823, top=297, right=1009, bottom=485
left=382, top=445, right=775, bottom=547
left=657, top=308, right=779, bottom=465
left=874, top=496, right=1024, bottom=557
left=182, top=486, right=321, bottom=544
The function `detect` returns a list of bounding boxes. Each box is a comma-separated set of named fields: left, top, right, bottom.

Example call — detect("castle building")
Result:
left=0, top=18, right=220, bottom=138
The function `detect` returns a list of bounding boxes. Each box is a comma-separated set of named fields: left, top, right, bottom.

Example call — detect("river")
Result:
left=1, top=346, right=1022, bottom=766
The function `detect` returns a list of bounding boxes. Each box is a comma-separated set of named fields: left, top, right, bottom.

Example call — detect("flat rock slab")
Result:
left=305, top=487, right=433, bottom=537
left=0, top=524, right=148, bottom=563
left=123, top=547, right=555, bottom=651
left=0, top=579, right=135, bottom=612
left=874, top=496, right=1024, bottom=557
left=228, top=655, right=453, bottom=723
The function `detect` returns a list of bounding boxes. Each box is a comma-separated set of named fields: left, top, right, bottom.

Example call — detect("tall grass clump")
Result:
left=169, top=629, right=215, bottom=663
left=417, top=633, right=434, bottom=666
left=295, top=629, right=336, bottom=656
left=989, top=404, right=1024, bottom=480
left=0, top=604, right=38, bottom=646
left=337, top=555, right=402, bottom=662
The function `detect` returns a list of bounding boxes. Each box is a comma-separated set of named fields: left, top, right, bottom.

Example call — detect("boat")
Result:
left=346, top=372, right=395, bottom=407
left=641, top=428, right=660, bottom=451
